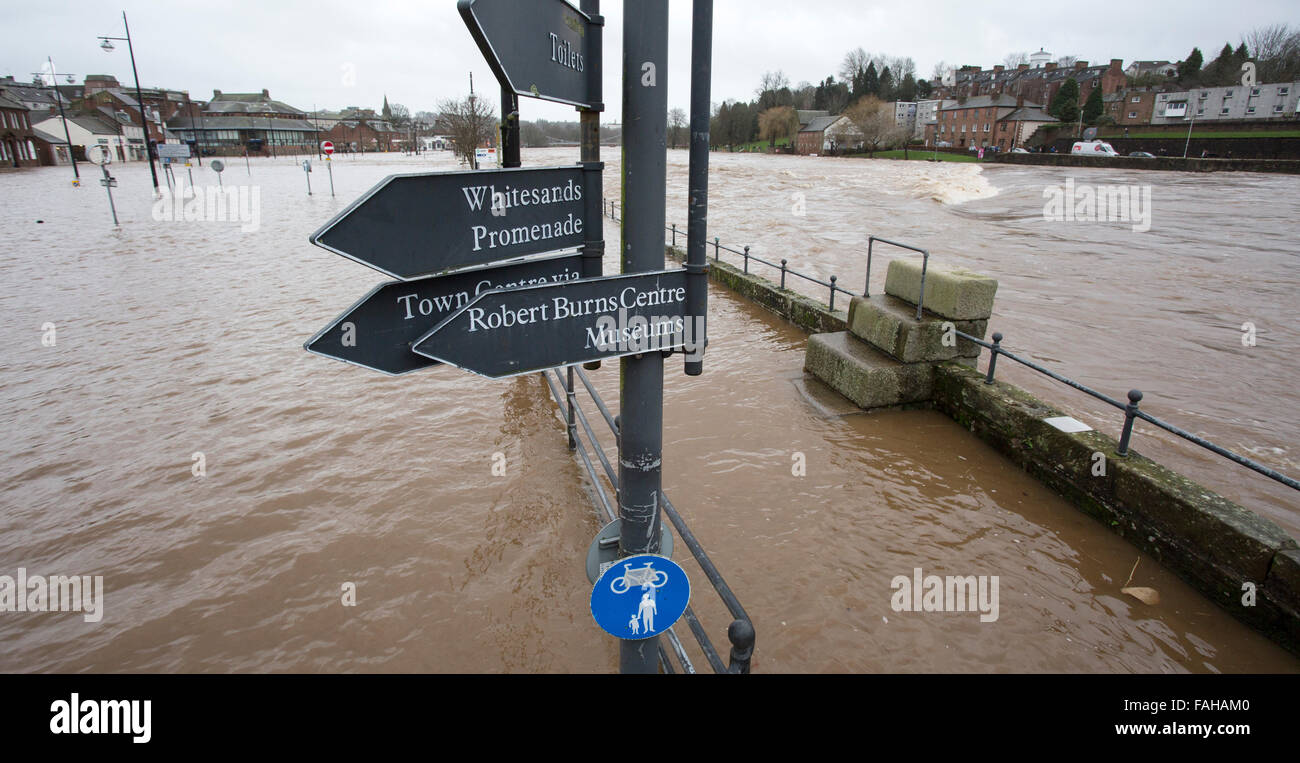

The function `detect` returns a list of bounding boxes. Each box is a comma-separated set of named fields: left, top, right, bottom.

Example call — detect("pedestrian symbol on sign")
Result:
left=590, top=555, right=690, bottom=640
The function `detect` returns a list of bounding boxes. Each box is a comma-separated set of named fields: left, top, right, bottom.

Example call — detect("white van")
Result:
left=1071, top=140, right=1120, bottom=157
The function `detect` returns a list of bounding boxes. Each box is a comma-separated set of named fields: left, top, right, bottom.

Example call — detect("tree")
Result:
left=1003, top=52, right=1030, bottom=68
left=1244, top=24, right=1300, bottom=82
left=860, top=62, right=879, bottom=99
left=915, top=78, right=933, bottom=99
left=668, top=108, right=688, bottom=149
left=1178, top=47, right=1204, bottom=81
left=437, top=93, right=496, bottom=167
left=841, top=48, right=871, bottom=85
left=897, top=72, right=917, bottom=103
left=878, top=66, right=894, bottom=102
left=388, top=102, right=410, bottom=126
left=1049, top=78, right=1080, bottom=124
left=758, top=105, right=799, bottom=149
left=931, top=60, right=950, bottom=85
left=840, top=95, right=900, bottom=156
left=1056, top=55, right=1079, bottom=68
left=1204, top=43, right=1237, bottom=85
left=1082, top=85, right=1104, bottom=124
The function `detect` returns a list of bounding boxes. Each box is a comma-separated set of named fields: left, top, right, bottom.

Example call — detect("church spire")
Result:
left=382, top=94, right=392, bottom=121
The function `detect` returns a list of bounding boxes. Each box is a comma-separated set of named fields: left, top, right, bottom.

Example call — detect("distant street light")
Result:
left=33, top=58, right=80, bottom=182
left=98, top=11, right=159, bottom=193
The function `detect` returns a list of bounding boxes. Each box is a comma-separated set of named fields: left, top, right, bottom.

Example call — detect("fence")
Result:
left=541, top=365, right=756, bottom=673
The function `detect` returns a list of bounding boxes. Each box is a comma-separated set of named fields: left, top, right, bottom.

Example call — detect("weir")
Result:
left=643, top=207, right=1300, bottom=656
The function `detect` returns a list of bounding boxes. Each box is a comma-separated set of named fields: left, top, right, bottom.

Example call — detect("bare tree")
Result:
left=756, top=70, right=791, bottom=98
left=1056, top=54, right=1080, bottom=68
left=841, top=48, right=872, bottom=83
left=1003, top=52, right=1030, bottom=68
left=757, top=105, right=799, bottom=150
left=388, top=103, right=411, bottom=126
left=437, top=94, right=496, bottom=168
left=840, top=96, right=902, bottom=157
left=668, top=108, right=688, bottom=149
left=931, top=60, right=951, bottom=86
left=1244, top=24, right=1300, bottom=82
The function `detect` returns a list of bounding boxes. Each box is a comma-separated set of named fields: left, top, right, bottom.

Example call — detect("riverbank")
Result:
left=994, top=153, right=1300, bottom=173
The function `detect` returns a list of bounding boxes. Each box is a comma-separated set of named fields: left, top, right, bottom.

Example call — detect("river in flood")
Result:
left=0, top=147, right=1295, bottom=673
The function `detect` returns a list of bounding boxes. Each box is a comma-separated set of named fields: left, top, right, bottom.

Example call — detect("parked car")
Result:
left=934, top=140, right=952, bottom=148
left=1129, top=151, right=1156, bottom=158
left=1011, top=147, right=1030, bottom=154
left=1071, top=140, right=1120, bottom=157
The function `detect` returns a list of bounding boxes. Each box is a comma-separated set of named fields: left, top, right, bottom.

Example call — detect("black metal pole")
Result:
left=44, top=59, right=79, bottom=180
left=580, top=0, right=605, bottom=371
left=500, top=85, right=520, bottom=169
left=684, top=0, right=712, bottom=376
left=617, top=0, right=669, bottom=676
left=121, top=13, right=159, bottom=193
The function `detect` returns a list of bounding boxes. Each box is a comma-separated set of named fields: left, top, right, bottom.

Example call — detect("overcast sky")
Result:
left=5, top=0, right=1297, bottom=123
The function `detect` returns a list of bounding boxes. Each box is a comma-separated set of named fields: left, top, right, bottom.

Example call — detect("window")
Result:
left=1131, top=95, right=1141, bottom=103
left=1247, top=106, right=1256, bottom=114
left=1250, top=88, right=1260, bottom=96
left=1224, top=90, right=1233, bottom=99
left=1000, top=122, right=1007, bottom=132
left=26, top=140, right=35, bottom=159
left=1197, top=106, right=1205, bottom=115
left=1280, top=87, right=1290, bottom=96
left=1128, top=111, right=1138, bottom=119
left=1276, top=104, right=1285, bottom=113
left=1200, top=91, right=1208, bottom=98
left=961, top=124, right=966, bottom=132
left=1221, top=107, right=1230, bottom=115
left=983, top=123, right=990, bottom=132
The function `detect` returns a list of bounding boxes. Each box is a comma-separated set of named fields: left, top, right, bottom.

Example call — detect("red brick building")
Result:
left=934, top=59, right=1127, bottom=115
left=0, top=93, right=40, bottom=169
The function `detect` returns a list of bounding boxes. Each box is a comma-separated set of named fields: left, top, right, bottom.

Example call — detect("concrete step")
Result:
left=847, top=294, right=987, bottom=364
left=804, top=331, right=935, bottom=410
left=884, top=259, right=999, bottom=321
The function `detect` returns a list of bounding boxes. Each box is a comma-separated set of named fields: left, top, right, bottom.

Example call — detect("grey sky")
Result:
left=4, top=0, right=1297, bottom=124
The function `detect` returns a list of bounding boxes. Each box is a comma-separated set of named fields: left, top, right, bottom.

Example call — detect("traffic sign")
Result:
left=321, top=140, right=334, bottom=155
left=157, top=143, right=190, bottom=160
left=210, top=159, right=225, bottom=173
left=305, top=252, right=583, bottom=376
left=458, top=0, right=601, bottom=109
left=309, top=165, right=588, bottom=281
left=412, top=269, right=691, bottom=378
left=590, top=555, right=690, bottom=641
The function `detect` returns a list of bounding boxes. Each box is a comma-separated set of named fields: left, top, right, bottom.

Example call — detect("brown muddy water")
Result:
left=0, top=148, right=1295, bottom=673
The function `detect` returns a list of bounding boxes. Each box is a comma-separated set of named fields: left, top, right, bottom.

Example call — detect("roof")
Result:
left=167, top=114, right=318, bottom=131
left=1000, top=107, right=1058, bottom=123
left=799, top=115, right=842, bottom=133
left=0, top=93, right=28, bottom=111
left=32, top=125, right=68, bottom=144
left=942, top=94, right=1027, bottom=110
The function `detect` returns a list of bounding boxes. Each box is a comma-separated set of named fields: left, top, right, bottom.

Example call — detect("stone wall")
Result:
left=993, top=152, right=1300, bottom=173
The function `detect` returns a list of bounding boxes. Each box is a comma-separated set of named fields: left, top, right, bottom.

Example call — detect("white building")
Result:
left=1150, top=82, right=1300, bottom=124
left=34, top=113, right=145, bottom=162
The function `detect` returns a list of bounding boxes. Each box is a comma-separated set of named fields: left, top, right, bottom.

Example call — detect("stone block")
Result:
left=884, top=259, right=998, bottom=321
left=847, top=294, right=986, bottom=363
left=803, top=332, right=933, bottom=410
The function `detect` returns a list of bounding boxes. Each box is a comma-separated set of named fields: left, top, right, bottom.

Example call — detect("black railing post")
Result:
left=671, top=223, right=677, bottom=248
left=780, top=258, right=787, bottom=289
left=566, top=367, right=577, bottom=450
left=829, top=275, right=837, bottom=311
left=1118, top=389, right=1143, bottom=457
left=985, top=332, right=1002, bottom=384
left=727, top=619, right=755, bottom=674
left=743, top=246, right=749, bottom=273
left=714, top=236, right=720, bottom=261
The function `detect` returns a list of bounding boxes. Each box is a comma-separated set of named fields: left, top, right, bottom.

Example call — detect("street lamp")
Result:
left=33, top=58, right=80, bottom=183
left=97, top=11, right=159, bottom=193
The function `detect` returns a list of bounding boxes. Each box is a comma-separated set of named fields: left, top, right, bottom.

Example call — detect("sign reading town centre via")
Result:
left=308, top=165, right=588, bottom=281
left=458, top=0, right=601, bottom=110
left=305, top=252, right=584, bottom=376
left=413, top=270, right=694, bottom=379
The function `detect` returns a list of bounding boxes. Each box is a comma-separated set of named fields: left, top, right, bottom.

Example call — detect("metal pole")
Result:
left=684, top=0, right=712, bottom=377
left=327, top=158, right=334, bottom=196
left=617, top=0, right=669, bottom=675
left=500, top=86, right=521, bottom=169
left=580, top=0, right=605, bottom=372
left=122, top=13, right=159, bottom=193
left=44, top=58, right=79, bottom=181
left=1183, top=114, right=1194, bottom=159
left=101, top=165, right=118, bottom=225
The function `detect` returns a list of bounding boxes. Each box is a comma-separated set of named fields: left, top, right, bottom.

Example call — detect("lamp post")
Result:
left=33, top=59, right=80, bottom=183
left=186, top=98, right=204, bottom=166
left=98, top=11, right=159, bottom=193
left=1183, top=109, right=1196, bottom=159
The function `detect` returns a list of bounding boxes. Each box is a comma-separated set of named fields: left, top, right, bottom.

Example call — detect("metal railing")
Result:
left=866, top=236, right=929, bottom=321
left=540, top=366, right=756, bottom=674
left=606, top=200, right=861, bottom=313
left=959, top=329, right=1300, bottom=493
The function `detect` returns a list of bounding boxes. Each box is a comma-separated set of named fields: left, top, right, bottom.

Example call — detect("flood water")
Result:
left=0, top=148, right=1295, bottom=673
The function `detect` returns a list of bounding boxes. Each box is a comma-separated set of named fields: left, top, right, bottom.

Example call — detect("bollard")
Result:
left=727, top=619, right=755, bottom=674
left=829, top=275, right=838, bottom=311
left=780, top=259, right=787, bottom=289
left=985, top=332, right=1003, bottom=384
left=1117, top=389, right=1143, bottom=457
left=743, top=246, right=749, bottom=274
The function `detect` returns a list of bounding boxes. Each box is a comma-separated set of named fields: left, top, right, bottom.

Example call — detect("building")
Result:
left=1125, top=60, right=1179, bottom=79
left=325, top=116, right=404, bottom=153
left=31, top=124, right=72, bottom=165
left=0, top=92, right=40, bottom=169
left=893, top=101, right=918, bottom=138
left=1149, top=82, right=1300, bottom=124
left=913, top=99, right=944, bottom=140
left=1104, top=90, right=1159, bottom=126
left=168, top=89, right=320, bottom=155
left=928, top=94, right=1054, bottom=149
left=995, top=104, right=1059, bottom=149
left=796, top=115, right=848, bottom=154
left=0, top=76, right=71, bottom=119
left=33, top=113, right=143, bottom=162
left=933, top=59, right=1127, bottom=115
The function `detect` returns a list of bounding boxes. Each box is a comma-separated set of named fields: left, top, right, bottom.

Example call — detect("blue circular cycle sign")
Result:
left=590, top=554, right=691, bottom=640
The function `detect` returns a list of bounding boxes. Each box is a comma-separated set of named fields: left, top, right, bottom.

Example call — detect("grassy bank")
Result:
left=845, top=149, right=982, bottom=163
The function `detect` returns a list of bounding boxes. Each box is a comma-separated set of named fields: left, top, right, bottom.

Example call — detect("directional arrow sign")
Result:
left=413, top=270, right=695, bottom=379
left=309, top=165, right=588, bottom=280
left=459, top=0, right=600, bottom=109
left=305, top=253, right=584, bottom=375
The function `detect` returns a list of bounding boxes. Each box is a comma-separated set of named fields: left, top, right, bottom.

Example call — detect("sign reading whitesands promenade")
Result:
left=458, top=0, right=600, bottom=109
left=413, top=270, right=693, bottom=378
left=306, top=253, right=584, bottom=375
left=309, top=165, right=587, bottom=280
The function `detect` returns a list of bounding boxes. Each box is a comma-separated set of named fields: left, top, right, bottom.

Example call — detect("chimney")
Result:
left=1074, top=60, right=1088, bottom=71
left=1018, top=63, right=1029, bottom=71
left=262, top=89, right=270, bottom=98
left=1046, top=62, right=1057, bottom=71
left=1017, top=94, right=1025, bottom=109
left=994, top=65, right=1005, bottom=73
left=1109, top=58, right=1122, bottom=71
left=213, top=89, right=222, bottom=98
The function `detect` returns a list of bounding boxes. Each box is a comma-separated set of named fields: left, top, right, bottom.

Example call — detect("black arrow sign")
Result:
left=309, top=165, right=588, bottom=280
left=412, top=270, right=696, bottom=379
left=305, top=253, right=584, bottom=375
left=459, top=0, right=600, bottom=110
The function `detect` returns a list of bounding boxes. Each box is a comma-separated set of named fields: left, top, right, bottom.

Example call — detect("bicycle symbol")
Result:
left=610, top=561, right=669, bottom=595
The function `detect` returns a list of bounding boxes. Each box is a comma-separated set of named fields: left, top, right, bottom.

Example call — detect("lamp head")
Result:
left=99, top=39, right=115, bottom=52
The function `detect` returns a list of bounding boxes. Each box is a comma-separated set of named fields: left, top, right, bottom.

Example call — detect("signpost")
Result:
left=306, top=253, right=583, bottom=375
left=590, top=555, right=690, bottom=641
left=157, top=143, right=191, bottom=160
left=321, top=141, right=336, bottom=197
left=211, top=158, right=225, bottom=188
left=303, top=159, right=313, bottom=196
left=308, top=165, right=589, bottom=280
left=87, top=145, right=119, bottom=226
left=412, top=269, right=689, bottom=378
left=458, top=0, right=602, bottom=110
